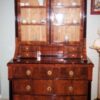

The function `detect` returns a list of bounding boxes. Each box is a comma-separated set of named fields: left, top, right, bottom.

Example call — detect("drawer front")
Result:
left=12, top=64, right=88, bottom=79
left=14, top=95, right=87, bottom=100
left=54, top=80, right=88, bottom=95
left=13, top=65, right=59, bottom=79
left=13, top=80, right=53, bottom=95
left=21, top=46, right=39, bottom=52
left=13, top=80, right=88, bottom=95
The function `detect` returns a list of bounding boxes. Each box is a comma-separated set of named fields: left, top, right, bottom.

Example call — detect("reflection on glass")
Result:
left=71, top=0, right=77, bottom=6
left=38, top=0, right=45, bottom=6
left=55, top=13, right=64, bottom=24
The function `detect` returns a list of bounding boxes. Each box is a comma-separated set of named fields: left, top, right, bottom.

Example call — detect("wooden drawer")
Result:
left=12, top=64, right=88, bottom=79
left=20, top=52, right=37, bottom=58
left=21, top=46, right=39, bottom=52
left=14, top=95, right=87, bottom=100
left=60, top=66, right=88, bottom=79
left=13, top=80, right=88, bottom=95
left=13, top=65, right=59, bottom=79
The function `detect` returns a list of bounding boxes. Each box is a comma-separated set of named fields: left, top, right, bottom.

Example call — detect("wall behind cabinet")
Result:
left=0, top=0, right=100, bottom=99
left=0, top=0, right=15, bottom=99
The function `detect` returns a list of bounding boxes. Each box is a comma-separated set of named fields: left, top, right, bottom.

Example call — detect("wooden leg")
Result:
left=9, top=81, right=13, bottom=100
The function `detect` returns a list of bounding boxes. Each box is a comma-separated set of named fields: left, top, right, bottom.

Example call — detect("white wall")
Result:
left=0, top=0, right=100, bottom=99
left=87, top=0, right=100, bottom=100
left=0, top=0, right=15, bottom=99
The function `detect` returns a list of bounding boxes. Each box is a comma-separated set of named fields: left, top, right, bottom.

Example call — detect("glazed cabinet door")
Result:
left=16, top=0, right=49, bottom=45
left=51, top=0, right=84, bottom=44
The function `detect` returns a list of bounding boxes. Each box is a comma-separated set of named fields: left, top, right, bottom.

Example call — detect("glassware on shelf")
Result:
left=40, top=19, right=46, bottom=23
left=64, top=35, right=69, bottom=42
left=38, top=0, right=45, bottom=6
left=57, top=2, right=63, bottom=6
left=20, top=2, right=25, bottom=6
left=72, top=19, right=78, bottom=24
left=71, top=0, right=77, bottom=6
left=20, top=2, right=30, bottom=6
left=32, top=20, right=36, bottom=24
left=22, top=19, right=27, bottom=24
left=25, top=2, right=30, bottom=6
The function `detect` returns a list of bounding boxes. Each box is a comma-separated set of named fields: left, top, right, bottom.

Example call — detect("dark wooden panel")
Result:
left=11, top=64, right=88, bottom=80
left=13, top=95, right=87, bottom=100
left=54, top=80, right=88, bottom=95
left=13, top=80, right=88, bottom=95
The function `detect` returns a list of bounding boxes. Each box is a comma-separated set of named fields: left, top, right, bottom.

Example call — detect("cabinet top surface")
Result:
left=8, top=57, right=93, bottom=65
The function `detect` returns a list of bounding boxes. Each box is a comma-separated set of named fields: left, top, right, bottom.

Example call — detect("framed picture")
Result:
left=91, top=0, right=100, bottom=14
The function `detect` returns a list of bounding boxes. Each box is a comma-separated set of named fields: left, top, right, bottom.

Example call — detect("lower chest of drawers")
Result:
left=8, top=63, right=93, bottom=100
left=13, top=80, right=88, bottom=95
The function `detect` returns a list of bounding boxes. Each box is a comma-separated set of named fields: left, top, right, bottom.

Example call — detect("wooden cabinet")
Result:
left=8, top=0, right=93, bottom=100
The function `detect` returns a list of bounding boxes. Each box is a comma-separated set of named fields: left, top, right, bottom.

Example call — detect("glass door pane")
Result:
left=18, top=0, right=48, bottom=44
left=51, top=0, right=83, bottom=43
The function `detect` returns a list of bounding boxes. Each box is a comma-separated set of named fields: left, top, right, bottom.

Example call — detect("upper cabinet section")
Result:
left=15, top=0, right=85, bottom=45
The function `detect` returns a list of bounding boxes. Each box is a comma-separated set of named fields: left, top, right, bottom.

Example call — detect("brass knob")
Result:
left=26, top=47, right=29, bottom=50
left=69, top=70, right=74, bottom=77
left=26, top=85, right=31, bottom=91
left=68, top=86, right=73, bottom=92
left=26, top=53, right=29, bottom=56
left=47, top=70, right=52, bottom=76
left=26, top=70, right=31, bottom=76
left=47, top=86, right=52, bottom=92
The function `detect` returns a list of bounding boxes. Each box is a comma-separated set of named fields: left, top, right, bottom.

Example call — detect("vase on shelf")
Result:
left=38, top=0, right=45, bottom=6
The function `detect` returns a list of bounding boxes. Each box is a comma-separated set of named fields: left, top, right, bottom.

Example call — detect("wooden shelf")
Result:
left=52, top=5, right=81, bottom=8
left=20, top=6, right=46, bottom=8
left=21, top=23, right=47, bottom=25
left=52, top=23, right=80, bottom=26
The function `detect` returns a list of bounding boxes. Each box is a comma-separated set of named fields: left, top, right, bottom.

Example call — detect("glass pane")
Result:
left=21, top=25, right=47, bottom=42
left=51, top=8, right=81, bottom=25
left=20, top=0, right=46, bottom=6
left=20, top=8, right=46, bottom=24
left=52, top=0, right=81, bottom=6
left=52, top=26, right=81, bottom=42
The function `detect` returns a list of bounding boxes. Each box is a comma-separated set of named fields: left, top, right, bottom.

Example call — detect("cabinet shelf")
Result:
left=21, top=23, right=47, bottom=25
left=52, top=23, right=80, bottom=26
left=20, top=6, right=46, bottom=9
left=52, top=5, right=81, bottom=8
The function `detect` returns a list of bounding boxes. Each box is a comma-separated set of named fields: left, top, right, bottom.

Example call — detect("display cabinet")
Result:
left=8, top=0, right=93, bottom=100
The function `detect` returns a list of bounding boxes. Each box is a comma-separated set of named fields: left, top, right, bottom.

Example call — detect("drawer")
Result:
left=64, top=46, right=81, bottom=53
left=14, top=95, right=87, bottom=100
left=54, top=80, right=88, bottom=95
left=20, top=52, right=37, bottom=58
left=12, top=64, right=88, bottom=79
left=60, top=66, right=88, bottom=79
left=13, top=65, right=59, bottom=79
left=21, top=46, right=39, bottom=52
left=13, top=80, right=53, bottom=95
left=13, top=80, right=88, bottom=95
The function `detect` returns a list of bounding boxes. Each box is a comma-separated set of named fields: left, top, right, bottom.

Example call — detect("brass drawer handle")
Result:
left=26, top=47, right=29, bottom=50
left=26, top=70, right=31, bottom=76
left=47, top=70, right=52, bottom=76
left=26, top=85, right=31, bottom=91
left=69, top=70, right=74, bottom=77
left=47, top=86, right=52, bottom=92
left=26, top=53, right=29, bottom=56
left=68, top=86, right=73, bottom=91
